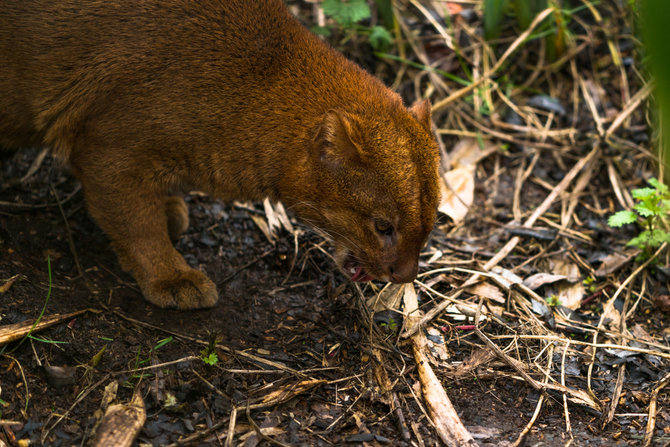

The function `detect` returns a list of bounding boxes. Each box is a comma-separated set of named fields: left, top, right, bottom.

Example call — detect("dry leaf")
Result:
left=549, top=258, right=584, bottom=310
left=446, top=2, right=463, bottom=15
left=429, top=1, right=463, bottom=18
left=367, top=283, right=404, bottom=312
left=438, top=139, right=495, bottom=222
left=601, top=297, right=622, bottom=331
left=595, top=252, right=633, bottom=277
left=652, top=294, right=670, bottom=313
left=466, top=283, right=505, bottom=304
left=443, top=304, right=487, bottom=323
left=249, top=213, right=274, bottom=243
left=0, top=274, right=19, bottom=293
left=439, top=167, right=474, bottom=222
left=426, top=249, right=443, bottom=265
left=631, top=324, right=656, bottom=343
left=556, top=281, right=584, bottom=310
left=489, top=267, right=523, bottom=290
left=263, top=197, right=282, bottom=237
left=263, top=198, right=294, bottom=235
left=425, top=327, right=451, bottom=364
left=522, top=273, right=568, bottom=290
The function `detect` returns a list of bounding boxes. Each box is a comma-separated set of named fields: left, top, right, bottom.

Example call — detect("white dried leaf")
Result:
left=523, top=273, right=568, bottom=290
left=595, top=252, right=633, bottom=277
left=466, top=283, right=505, bottom=304
left=439, top=167, right=474, bottom=222
left=490, top=267, right=523, bottom=289
left=549, top=258, right=584, bottom=310
left=438, top=138, right=497, bottom=222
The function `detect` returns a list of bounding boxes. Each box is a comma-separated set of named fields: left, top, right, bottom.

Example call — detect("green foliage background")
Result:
left=641, top=0, right=670, bottom=181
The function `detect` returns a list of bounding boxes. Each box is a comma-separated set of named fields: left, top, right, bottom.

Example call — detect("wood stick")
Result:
left=642, top=371, right=670, bottom=447
left=0, top=310, right=89, bottom=346
left=404, top=284, right=477, bottom=446
left=92, top=389, right=146, bottom=447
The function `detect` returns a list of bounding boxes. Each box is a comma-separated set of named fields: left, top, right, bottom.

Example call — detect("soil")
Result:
left=2, top=149, right=665, bottom=446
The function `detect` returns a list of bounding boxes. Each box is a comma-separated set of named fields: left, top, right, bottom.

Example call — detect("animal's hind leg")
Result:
left=165, top=195, right=189, bottom=240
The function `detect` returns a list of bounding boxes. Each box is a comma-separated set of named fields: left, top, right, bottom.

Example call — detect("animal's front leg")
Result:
left=76, top=164, right=218, bottom=309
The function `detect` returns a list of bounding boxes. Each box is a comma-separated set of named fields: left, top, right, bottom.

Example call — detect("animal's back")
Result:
left=0, top=0, right=300, bottom=157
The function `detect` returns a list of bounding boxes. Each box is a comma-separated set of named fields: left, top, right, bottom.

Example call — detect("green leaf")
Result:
left=632, top=187, right=656, bottom=201
left=634, top=203, right=656, bottom=218
left=322, top=0, right=371, bottom=26
left=90, top=345, right=107, bottom=367
left=202, top=352, right=219, bottom=366
left=154, top=336, right=173, bottom=350
left=514, top=0, right=533, bottom=30
left=369, top=25, right=392, bottom=51
left=626, top=229, right=670, bottom=249
left=546, top=295, right=561, bottom=307
left=484, top=0, right=508, bottom=40
left=648, top=229, right=670, bottom=248
left=641, top=1, right=670, bottom=206
left=648, top=177, right=669, bottom=194
left=374, top=0, right=394, bottom=29
left=310, top=25, right=332, bottom=37
left=608, top=210, right=637, bottom=227
left=627, top=231, right=651, bottom=248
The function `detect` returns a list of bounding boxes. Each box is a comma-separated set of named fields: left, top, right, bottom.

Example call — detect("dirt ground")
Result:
left=2, top=1, right=670, bottom=447
left=2, top=147, right=667, bottom=446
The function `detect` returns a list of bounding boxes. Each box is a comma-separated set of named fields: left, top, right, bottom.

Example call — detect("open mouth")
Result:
left=343, top=255, right=374, bottom=282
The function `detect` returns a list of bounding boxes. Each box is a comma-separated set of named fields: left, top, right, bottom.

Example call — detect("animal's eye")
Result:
left=374, top=219, right=394, bottom=237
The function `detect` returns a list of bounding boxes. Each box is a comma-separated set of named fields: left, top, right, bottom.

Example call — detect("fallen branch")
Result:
left=642, top=371, right=670, bottom=447
left=0, top=310, right=90, bottom=346
left=403, top=284, right=477, bottom=446
left=92, top=388, right=146, bottom=447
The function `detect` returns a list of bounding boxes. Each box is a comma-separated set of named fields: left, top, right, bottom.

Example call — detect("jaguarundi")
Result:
left=0, top=0, right=441, bottom=309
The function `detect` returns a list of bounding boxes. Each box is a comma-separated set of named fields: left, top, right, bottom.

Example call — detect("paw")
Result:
left=144, top=269, right=218, bottom=309
left=165, top=196, right=189, bottom=240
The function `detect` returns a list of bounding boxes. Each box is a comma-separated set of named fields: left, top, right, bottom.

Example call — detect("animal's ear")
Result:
left=313, top=110, right=365, bottom=168
left=410, top=98, right=432, bottom=132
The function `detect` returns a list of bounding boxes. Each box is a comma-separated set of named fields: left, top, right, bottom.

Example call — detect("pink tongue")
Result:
left=351, top=267, right=373, bottom=282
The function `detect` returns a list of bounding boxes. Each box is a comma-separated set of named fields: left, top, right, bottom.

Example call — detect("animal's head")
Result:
left=292, top=99, right=440, bottom=283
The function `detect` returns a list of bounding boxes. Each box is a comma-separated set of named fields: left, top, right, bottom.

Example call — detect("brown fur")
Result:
left=0, top=0, right=440, bottom=309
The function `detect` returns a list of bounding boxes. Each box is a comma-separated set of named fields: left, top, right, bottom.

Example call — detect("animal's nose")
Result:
left=388, top=258, right=418, bottom=283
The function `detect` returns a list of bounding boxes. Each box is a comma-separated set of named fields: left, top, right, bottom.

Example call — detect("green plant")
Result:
left=641, top=0, right=670, bottom=174
left=124, top=336, right=175, bottom=387
left=583, top=276, right=597, bottom=293
left=608, top=177, right=670, bottom=257
left=379, top=316, right=398, bottom=334
left=317, top=0, right=393, bottom=51
left=546, top=294, right=561, bottom=307
left=201, top=352, right=219, bottom=366
left=322, top=0, right=370, bottom=27
left=89, top=346, right=107, bottom=367
left=484, top=0, right=552, bottom=39
left=483, top=0, right=571, bottom=61
left=200, top=333, right=219, bottom=366
left=153, top=336, right=173, bottom=350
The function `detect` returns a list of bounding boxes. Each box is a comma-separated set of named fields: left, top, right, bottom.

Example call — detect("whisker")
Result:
left=284, top=200, right=369, bottom=267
